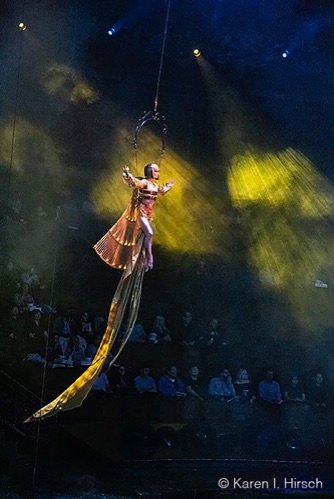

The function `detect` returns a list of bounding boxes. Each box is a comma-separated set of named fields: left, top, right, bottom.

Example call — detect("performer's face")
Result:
left=152, top=166, right=160, bottom=180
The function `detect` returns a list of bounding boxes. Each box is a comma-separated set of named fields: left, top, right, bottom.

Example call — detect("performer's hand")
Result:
left=122, top=166, right=130, bottom=177
left=166, top=180, right=174, bottom=188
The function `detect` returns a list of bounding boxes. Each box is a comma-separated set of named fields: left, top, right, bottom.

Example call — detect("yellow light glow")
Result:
left=228, top=146, right=334, bottom=329
left=0, top=117, right=61, bottom=178
left=193, top=49, right=201, bottom=57
left=91, top=128, right=226, bottom=258
left=42, top=64, right=99, bottom=104
left=18, top=22, right=27, bottom=31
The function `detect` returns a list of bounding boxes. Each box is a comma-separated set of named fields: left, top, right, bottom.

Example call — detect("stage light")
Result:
left=108, top=28, right=116, bottom=36
left=282, top=50, right=289, bottom=58
left=18, top=22, right=27, bottom=31
left=193, top=48, right=201, bottom=58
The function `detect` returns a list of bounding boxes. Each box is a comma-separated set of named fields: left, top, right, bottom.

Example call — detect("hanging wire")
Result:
left=154, top=0, right=172, bottom=113
left=31, top=219, right=61, bottom=489
left=6, top=11, right=26, bottom=214
left=31, top=0, right=81, bottom=491
left=134, top=0, right=171, bottom=169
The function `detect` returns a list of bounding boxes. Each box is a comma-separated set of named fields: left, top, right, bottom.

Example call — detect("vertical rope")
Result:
left=6, top=12, right=25, bottom=213
left=31, top=0, right=81, bottom=489
left=154, top=0, right=172, bottom=112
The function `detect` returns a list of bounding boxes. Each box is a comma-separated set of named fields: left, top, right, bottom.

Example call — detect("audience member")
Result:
left=158, top=366, right=186, bottom=398
left=208, top=368, right=236, bottom=401
left=22, top=309, right=48, bottom=357
left=91, top=368, right=112, bottom=395
left=149, top=315, right=172, bottom=344
left=65, top=335, right=86, bottom=366
left=134, top=367, right=157, bottom=394
left=110, top=365, right=132, bottom=396
left=52, top=309, right=78, bottom=353
left=258, top=369, right=282, bottom=405
left=283, top=375, right=306, bottom=403
left=46, top=334, right=63, bottom=362
left=1, top=305, right=22, bottom=340
left=14, top=283, right=38, bottom=312
left=128, top=318, right=148, bottom=343
left=197, top=317, right=227, bottom=347
left=79, top=311, right=94, bottom=338
left=184, top=366, right=206, bottom=401
left=179, top=311, right=197, bottom=345
left=308, top=373, right=329, bottom=408
left=234, top=368, right=256, bottom=403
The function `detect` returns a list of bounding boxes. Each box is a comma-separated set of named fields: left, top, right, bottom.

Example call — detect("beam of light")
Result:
left=281, top=14, right=330, bottom=58
left=228, top=146, right=334, bottom=330
left=42, top=64, right=100, bottom=105
left=0, top=117, right=61, bottom=178
left=91, top=126, right=226, bottom=259
left=192, top=56, right=334, bottom=331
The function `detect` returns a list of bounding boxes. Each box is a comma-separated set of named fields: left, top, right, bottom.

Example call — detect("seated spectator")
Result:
left=134, top=367, right=157, bottom=394
left=14, top=283, right=37, bottom=312
left=308, top=373, right=329, bottom=408
left=79, top=311, right=94, bottom=338
left=110, top=365, right=132, bottom=396
left=184, top=366, right=206, bottom=401
left=20, top=265, right=48, bottom=304
left=208, top=369, right=236, bottom=401
left=283, top=375, right=306, bottom=403
left=94, top=315, right=106, bottom=335
left=22, top=309, right=48, bottom=358
left=197, top=317, right=227, bottom=347
left=91, top=369, right=112, bottom=395
left=52, top=309, right=78, bottom=353
left=65, top=335, right=86, bottom=366
left=46, top=334, right=63, bottom=362
left=128, top=319, right=148, bottom=343
left=258, top=369, right=282, bottom=405
left=179, top=311, right=197, bottom=345
left=158, top=366, right=186, bottom=398
left=1, top=305, right=22, bottom=340
left=149, top=315, right=172, bottom=344
left=234, top=368, right=256, bottom=403
left=21, top=265, right=44, bottom=291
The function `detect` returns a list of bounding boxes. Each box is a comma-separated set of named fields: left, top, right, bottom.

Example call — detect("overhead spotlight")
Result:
left=108, top=28, right=116, bottom=36
left=282, top=50, right=289, bottom=58
left=193, top=48, right=201, bottom=58
left=18, top=22, right=27, bottom=31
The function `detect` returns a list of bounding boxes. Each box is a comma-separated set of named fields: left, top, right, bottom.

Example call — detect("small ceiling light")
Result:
left=18, top=22, right=27, bottom=31
left=282, top=50, right=289, bottom=58
left=108, top=28, right=116, bottom=36
left=193, top=48, right=201, bottom=58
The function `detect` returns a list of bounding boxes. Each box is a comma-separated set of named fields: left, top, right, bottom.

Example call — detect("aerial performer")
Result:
left=25, top=162, right=173, bottom=421
left=94, top=163, right=174, bottom=272
left=25, top=0, right=173, bottom=423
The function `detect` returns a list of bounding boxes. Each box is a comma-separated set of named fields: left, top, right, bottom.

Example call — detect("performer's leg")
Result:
left=138, top=216, right=154, bottom=270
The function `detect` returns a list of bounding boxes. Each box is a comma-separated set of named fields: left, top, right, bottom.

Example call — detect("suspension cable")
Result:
left=154, top=0, right=172, bottom=112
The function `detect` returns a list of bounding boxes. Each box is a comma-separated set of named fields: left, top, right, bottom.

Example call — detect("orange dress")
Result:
left=93, top=176, right=166, bottom=270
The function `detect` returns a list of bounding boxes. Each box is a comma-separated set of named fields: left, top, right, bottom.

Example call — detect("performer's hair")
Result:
left=144, top=163, right=157, bottom=178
